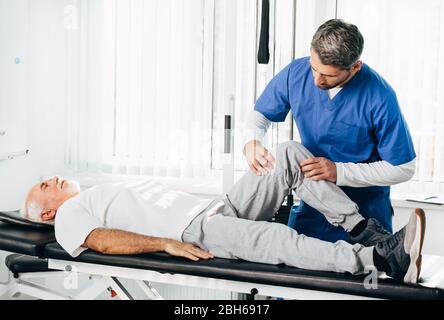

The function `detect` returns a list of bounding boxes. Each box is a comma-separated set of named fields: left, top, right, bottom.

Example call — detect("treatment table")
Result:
left=1, top=211, right=444, bottom=300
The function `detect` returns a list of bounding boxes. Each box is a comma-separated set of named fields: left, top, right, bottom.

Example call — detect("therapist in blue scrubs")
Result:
left=243, top=19, right=416, bottom=243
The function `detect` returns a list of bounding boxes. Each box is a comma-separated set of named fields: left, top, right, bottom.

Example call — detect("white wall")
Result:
left=0, top=0, right=71, bottom=211
left=0, top=0, right=28, bottom=163
left=0, top=0, right=75, bottom=288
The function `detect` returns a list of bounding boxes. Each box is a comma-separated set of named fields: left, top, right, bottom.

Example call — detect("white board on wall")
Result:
left=0, top=0, right=29, bottom=160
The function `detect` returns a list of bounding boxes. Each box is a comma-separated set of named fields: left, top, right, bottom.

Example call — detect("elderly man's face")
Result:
left=27, top=176, right=80, bottom=221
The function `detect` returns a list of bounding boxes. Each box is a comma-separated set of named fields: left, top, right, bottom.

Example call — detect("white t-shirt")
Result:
left=327, top=87, right=342, bottom=99
left=55, top=180, right=213, bottom=257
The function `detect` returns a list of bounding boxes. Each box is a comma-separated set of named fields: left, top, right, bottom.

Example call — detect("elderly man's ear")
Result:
left=41, top=209, right=57, bottom=221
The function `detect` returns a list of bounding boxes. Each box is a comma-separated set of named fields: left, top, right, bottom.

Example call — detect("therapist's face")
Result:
left=310, top=50, right=361, bottom=90
left=26, top=176, right=80, bottom=221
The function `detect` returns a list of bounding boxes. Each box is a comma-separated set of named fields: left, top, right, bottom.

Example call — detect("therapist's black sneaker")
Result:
left=374, top=209, right=426, bottom=284
left=349, top=218, right=392, bottom=247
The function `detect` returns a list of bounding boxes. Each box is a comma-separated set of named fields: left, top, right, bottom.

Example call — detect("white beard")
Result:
left=63, top=180, right=81, bottom=195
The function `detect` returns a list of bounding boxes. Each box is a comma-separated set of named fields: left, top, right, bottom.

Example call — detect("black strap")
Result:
left=257, top=0, right=270, bottom=64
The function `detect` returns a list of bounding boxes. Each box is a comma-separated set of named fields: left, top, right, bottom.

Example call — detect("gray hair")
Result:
left=21, top=200, right=43, bottom=222
left=311, top=19, right=364, bottom=70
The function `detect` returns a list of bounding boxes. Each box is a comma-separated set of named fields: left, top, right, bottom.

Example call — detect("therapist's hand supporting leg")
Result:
left=228, top=141, right=364, bottom=231
left=301, top=157, right=337, bottom=183
left=243, top=140, right=276, bottom=176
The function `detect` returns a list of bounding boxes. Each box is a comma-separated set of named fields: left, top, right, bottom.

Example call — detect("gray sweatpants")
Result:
left=183, top=141, right=374, bottom=274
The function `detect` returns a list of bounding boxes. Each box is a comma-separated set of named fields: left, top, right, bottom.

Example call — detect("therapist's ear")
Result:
left=41, top=209, right=57, bottom=221
left=352, top=60, right=363, bottom=72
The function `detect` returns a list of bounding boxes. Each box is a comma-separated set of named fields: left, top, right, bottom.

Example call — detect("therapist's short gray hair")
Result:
left=311, top=19, right=364, bottom=70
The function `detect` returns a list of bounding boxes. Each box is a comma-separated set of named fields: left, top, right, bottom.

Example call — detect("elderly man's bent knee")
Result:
left=272, top=141, right=314, bottom=172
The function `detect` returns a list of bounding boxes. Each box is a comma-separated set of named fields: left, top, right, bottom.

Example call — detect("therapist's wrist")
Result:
left=243, top=140, right=261, bottom=156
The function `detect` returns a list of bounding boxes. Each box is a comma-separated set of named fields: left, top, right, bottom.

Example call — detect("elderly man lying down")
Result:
left=23, top=141, right=425, bottom=284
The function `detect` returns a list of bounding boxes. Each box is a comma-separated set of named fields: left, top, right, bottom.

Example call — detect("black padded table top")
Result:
left=6, top=254, right=51, bottom=274
left=0, top=221, right=55, bottom=256
left=0, top=211, right=55, bottom=229
left=44, top=242, right=444, bottom=300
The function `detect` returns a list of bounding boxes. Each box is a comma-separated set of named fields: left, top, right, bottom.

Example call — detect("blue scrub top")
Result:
left=255, top=57, right=416, bottom=243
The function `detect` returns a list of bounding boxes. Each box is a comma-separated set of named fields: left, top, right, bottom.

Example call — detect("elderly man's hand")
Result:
left=300, top=157, right=337, bottom=183
left=164, top=239, right=214, bottom=261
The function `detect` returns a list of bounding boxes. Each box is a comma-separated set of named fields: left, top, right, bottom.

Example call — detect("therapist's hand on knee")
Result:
left=243, top=140, right=275, bottom=176
left=301, top=157, right=337, bottom=183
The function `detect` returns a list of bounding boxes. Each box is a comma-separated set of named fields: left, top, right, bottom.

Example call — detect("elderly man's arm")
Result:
left=83, top=228, right=214, bottom=261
